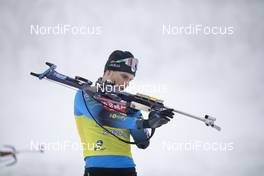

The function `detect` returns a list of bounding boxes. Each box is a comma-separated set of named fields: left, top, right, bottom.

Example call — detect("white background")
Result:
left=0, top=0, right=263, bottom=175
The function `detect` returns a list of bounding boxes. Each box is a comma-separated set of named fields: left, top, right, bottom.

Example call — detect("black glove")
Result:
left=136, top=109, right=175, bottom=129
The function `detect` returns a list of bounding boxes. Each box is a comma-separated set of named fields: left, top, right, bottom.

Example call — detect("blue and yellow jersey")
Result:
left=74, top=90, right=149, bottom=168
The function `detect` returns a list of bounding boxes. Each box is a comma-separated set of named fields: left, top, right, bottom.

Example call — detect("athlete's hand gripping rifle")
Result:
left=111, top=91, right=221, bottom=131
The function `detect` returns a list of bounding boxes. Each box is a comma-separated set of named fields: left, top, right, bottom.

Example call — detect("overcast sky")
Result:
left=0, top=0, right=264, bottom=175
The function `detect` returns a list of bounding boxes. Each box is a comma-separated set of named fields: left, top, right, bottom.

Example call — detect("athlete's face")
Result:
left=103, top=70, right=134, bottom=90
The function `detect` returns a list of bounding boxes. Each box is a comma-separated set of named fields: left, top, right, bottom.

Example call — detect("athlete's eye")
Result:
left=121, top=74, right=129, bottom=80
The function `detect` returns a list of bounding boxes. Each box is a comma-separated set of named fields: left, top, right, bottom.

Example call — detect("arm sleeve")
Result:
left=74, top=90, right=140, bottom=129
left=130, top=112, right=150, bottom=149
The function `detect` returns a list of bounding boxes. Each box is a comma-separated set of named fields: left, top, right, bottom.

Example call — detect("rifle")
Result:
left=30, top=62, right=221, bottom=143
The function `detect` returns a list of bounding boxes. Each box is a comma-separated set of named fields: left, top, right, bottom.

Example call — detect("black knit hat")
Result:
left=104, top=50, right=138, bottom=76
